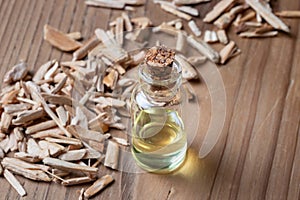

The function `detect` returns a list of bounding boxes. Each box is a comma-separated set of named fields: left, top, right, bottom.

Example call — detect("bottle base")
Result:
left=131, top=144, right=187, bottom=174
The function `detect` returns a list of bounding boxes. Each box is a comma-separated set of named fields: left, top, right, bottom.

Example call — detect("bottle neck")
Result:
left=138, top=60, right=182, bottom=102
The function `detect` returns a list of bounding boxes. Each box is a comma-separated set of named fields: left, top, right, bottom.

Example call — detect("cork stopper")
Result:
left=144, top=46, right=175, bottom=79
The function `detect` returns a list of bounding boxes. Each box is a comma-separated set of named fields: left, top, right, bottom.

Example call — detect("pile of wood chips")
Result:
left=0, top=24, right=145, bottom=199
left=0, top=10, right=201, bottom=198
left=87, top=0, right=300, bottom=64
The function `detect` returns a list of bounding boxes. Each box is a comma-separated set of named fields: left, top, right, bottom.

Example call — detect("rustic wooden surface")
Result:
left=0, top=0, right=300, bottom=199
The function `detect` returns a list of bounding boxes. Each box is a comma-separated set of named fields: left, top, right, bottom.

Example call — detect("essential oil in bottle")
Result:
left=131, top=46, right=187, bottom=173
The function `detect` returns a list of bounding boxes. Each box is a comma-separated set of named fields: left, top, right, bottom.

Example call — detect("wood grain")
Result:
left=0, top=0, right=299, bottom=199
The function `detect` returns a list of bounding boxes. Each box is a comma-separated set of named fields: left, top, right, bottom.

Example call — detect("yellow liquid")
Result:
left=132, top=108, right=187, bottom=173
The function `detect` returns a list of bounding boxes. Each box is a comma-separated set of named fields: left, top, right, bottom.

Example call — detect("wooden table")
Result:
left=0, top=0, right=299, bottom=199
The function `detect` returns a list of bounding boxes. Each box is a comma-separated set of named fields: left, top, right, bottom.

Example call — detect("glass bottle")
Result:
left=131, top=46, right=187, bottom=173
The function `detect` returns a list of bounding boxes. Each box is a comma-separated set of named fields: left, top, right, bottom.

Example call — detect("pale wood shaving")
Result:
left=204, top=30, right=219, bottom=43
left=217, top=30, right=229, bottom=44
left=203, top=0, right=235, bottom=22
left=95, top=29, right=128, bottom=63
left=160, top=4, right=192, bottom=21
left=90, top=96, right=126, bottom=108
left=177, top=5, right=199, bottom=16
left=27, top=138, right=49, bottom=159
left=213, top=5, right=244, bottom=29
left=0, top=112, right=13, bottom=133
left=59, top=149, right=87, bottom=161
left=166, top=19, right=182, bottom=26
left=246, top=0, right=290, bottom=33
left=16, top=97, right=37, bottom=105
left=4, top=62, right=29, bottom=84
left=14, top=152, right=41, bottom=163
left=125, top=6, right=135, bottom=11
left=66, top=32, right=82, bottom=41
left=4, top=103, right=31, bottom=114
left=187, top=56, right=207, bottom=66
left=12, top=108, right=45, bottom=126
left=0, top=147, right=5, bottom=159
left=1, top=157, right=51, bottom=182
left=85, top=0, right=125, bottom=9
left=30, top=128, right=64, bottom=139
left=45, top=137, right=82, bottom=146
left=13, top=127, right=24, bottom=141
left=56, top=106, right=69, bottom=127
left=276, top=11, right=300, bottom=18
left=44, top=25, right=82, bottom=51
left=175, top=21, right=183, bottom=30
left=175, top=54, right=198, bottom=80
left=109, top=123, right=126, bottom=130
left=219, top=41, right=236, bottom=64
left=73, top=36, right=101, bottom=61
left=120, top=0, right=145, bottom=5
left=62, top=176, right=95, bottom=186
left=44, top=61, right=59, bottom=80
left=244, top=21, right=263, bottom=27
left=8, top=131, right=18, bottom=152
left=17, top=139, right=27, bottom=153
left=104, top=141, right=119, bottom=170
left=239, top=31, right=278, bottom=38
left=43, top=157, right=98, bottom=173
left=116, top=17, right=124, bottom=45
left=256, top=12, right=263, bottom=23
left=0, top=137, right=10, bottom=153
left=78, top=188, right=85, bottom=200
left=88, top=141, right=105, bottom=153
left=67, top=125, right=108, bottom=143
left=38, top=140, right=65, bottom=156
left=51, top=168, right=69, bottom=177
left=187, top=35, right=220, bottom=63
left=51, top=76, right=68, bottom=94
left=174, top=0, right=210, bottom=5
left=103, top=69, right=119, bottom=90
left=122, top=12, right=133, bottom=32
left=4, top=169, right=27, bottom=197
left=0, top=89, right=19, bottom=105
left=188, top=20, right=201, bottom=37
left=239, top=10, right=256, bottom=22
left=255, top=24, right=274, bottom=34
left=131, top=17, right=152, bottom=29
left=88, top=116, right=109, bottom=133
left=153, top=23, right=180, bottom=36
left=176, top=31, right=186, bottom=52
left=112, top=137, right=129, bottom=146
left=82, top=146, right=102, bottom=159
left=26, top=120, right=57, bottom=134
left=84, top=175, right=114, bottom=198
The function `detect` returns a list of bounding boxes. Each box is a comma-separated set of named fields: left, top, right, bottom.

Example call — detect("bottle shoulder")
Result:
left=131, top=85, right=186, bottom=111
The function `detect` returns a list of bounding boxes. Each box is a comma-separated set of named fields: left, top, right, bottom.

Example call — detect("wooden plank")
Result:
left=236, top=29, right=295, bottom=200
left=287, top=126, right=300, bottom=200
left=210, top=39, right=271, bottom=200
left=266, top=17, right=300, bottom=199
left=0, top=0, right=26, bottom=72
left=0, top=0, right=299, bottom=199
left=6, top=1, right=37, bottom=69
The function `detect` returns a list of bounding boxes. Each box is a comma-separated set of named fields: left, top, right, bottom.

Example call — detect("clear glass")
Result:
left=131, top=59, right=187, bottom=173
